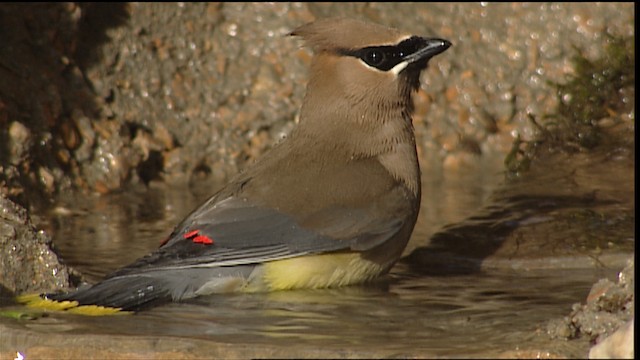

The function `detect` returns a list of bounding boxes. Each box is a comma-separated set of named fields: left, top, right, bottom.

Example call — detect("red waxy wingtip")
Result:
left=193, top=235, right=214, bottom=245
left=181, top=229, right=214, bottom=245
left=183, top=230, right=199, bottom=239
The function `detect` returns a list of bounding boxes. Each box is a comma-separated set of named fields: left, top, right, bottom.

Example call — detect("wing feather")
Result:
left=110, top=195, right=405, bottom=276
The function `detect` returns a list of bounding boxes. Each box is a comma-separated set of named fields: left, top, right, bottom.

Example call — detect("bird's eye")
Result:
left=363, top=49, right=385, bottom=67
left=340, top=45, right=403, bottom=71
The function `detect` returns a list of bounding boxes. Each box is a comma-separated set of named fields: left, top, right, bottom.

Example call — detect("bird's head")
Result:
left=290, top=18, right=450, bottom=147
left=291, top=18, right=451, bottom=121
left=288, top=18, right=450, bottom=193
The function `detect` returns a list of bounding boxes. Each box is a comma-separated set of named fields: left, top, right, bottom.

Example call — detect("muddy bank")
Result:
left=1, top=3, right=633, bottom=203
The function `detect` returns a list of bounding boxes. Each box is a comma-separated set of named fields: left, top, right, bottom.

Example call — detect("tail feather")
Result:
left=17, top=266, right=256, bottom=315
left=16, top=293, right=131, bottom=316
left=17, top=275, right=174, bottom=315
left=48, top=275, right=174, bottom=312
left=16, top=293, right=80, bottom=311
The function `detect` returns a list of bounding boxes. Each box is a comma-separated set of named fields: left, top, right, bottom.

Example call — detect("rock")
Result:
left=0, top=193, right=71, bottom=297
left=545, top=259, right=634, bottom=358
left=589, top=319, right=634, bottom=359
left=8, top=121, right=31, bottom=166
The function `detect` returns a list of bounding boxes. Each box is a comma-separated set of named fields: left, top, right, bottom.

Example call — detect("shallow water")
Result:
left=43, top=155, right=506, bottom=281
left=9, top=153, right=629, bottom=357
left=17, top=265, right=604, bottom=357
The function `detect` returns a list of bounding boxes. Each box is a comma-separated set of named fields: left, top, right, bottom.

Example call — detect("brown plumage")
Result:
left=20, top=18, right=451, bottom=313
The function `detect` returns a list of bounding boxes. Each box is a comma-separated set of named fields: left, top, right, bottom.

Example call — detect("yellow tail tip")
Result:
left=15, top=293, right=131, bottom=316
left=15, top=293, right=79, bottom=311
left=67, top=305, right=130, bottom=316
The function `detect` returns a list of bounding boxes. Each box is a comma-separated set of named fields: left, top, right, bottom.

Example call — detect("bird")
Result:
left=18, top=18, right=451, bottom=314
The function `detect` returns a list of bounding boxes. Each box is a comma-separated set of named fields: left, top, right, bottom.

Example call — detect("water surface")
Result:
left=10, top=153, right=627, bottom=357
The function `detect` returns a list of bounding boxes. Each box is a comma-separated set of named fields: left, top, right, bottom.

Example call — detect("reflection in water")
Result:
left=406, top=145, right=634, bottom=275
left=42, top=183, right=218, bottom=282
left=41, top=265, right=604, bottom=357
left=44, top=155, right=506, bottom=282
left=410, top=154, right=505, bottom=254
left=22, top=153, right=625, bottom=357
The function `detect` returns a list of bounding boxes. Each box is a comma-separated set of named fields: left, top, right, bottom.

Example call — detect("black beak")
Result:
left=402, top=38, right=452, bottom=64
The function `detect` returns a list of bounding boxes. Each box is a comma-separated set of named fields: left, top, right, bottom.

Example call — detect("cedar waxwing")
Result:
left=19, top=18, right=451, bottom=314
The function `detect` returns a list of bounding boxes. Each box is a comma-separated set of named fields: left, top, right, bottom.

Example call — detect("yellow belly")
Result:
left=256, top=252, right=389, bottom=291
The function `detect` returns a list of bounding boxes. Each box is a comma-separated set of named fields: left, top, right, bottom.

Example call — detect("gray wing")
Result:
left=109, top=195, right=405, bottom=276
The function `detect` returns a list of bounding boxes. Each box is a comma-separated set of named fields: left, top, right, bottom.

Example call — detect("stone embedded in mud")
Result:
left=71, top=109, right=97, bottom=163
left=8, top=121, right=32, bottom=166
